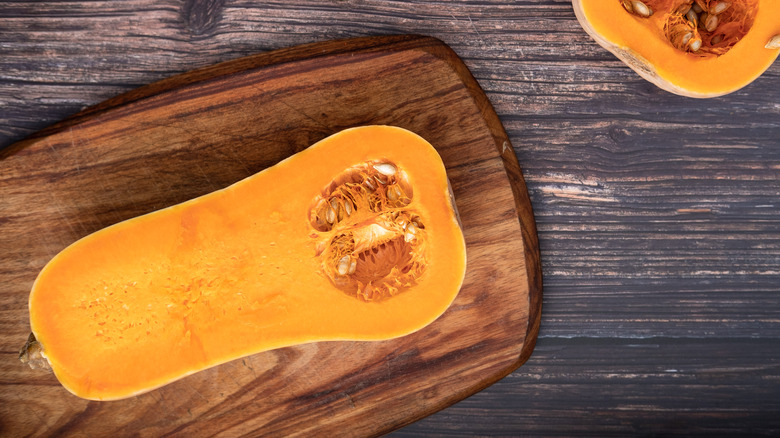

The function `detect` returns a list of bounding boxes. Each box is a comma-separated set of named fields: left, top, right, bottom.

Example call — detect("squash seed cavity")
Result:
left=620, top=0, right=758, bottom=56
left=309, top=160, right=425, bottom=301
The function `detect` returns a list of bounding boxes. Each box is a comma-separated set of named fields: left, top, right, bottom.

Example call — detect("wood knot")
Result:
left=182, top=0, right=226, bottom=36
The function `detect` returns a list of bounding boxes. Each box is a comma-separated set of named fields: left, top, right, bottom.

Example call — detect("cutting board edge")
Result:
left=435, top=37, right=543, bottom=365
left=372, top=35, right=544, bottom=437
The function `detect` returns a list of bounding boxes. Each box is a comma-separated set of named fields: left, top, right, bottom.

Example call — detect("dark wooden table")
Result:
left=2, top=1, right=778, bottom=436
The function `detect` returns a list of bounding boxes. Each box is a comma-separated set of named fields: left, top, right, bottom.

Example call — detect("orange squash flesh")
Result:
left=573, top=0, right=780, bottom=97
left=27, top=126, right=467, bottom=400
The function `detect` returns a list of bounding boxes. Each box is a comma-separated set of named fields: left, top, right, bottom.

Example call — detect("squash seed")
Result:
left=681, top=31, right=693, bottom=47
left=387, top=184, right=401, bottom=201
left=630, top=1, right=653, bottom=17
left=668, top=23, right=695, bottom=51
left=686, top=9, right=698, bottom=26
left=326, top=206, right=336, bottom=224
left=692, top=3, right=703, bottom=13
left=689, top=36, right=703, bottom=52
left=330, top=199, right=343, bottom=222
left=676, top=1, right=693, bottom=15
left=337, top=256, right=350, bottom=276
left=711, top=33, right=724, bottom=44
left=767, top=35, right=780, bottom=49
left=373, top=163, right=397, bottom=176
left=344, top=200, right=352, bottom=216
left=709, top=1, right=731, bottom=15
left=704, top=13, right=719, bottom=32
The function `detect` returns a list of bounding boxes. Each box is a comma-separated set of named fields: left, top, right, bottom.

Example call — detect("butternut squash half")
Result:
left=23, top=126, right=467, bottom=400
left=573, top=0, right=780, bottom=97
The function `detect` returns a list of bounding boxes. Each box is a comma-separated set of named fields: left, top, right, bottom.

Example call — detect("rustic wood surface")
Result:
left=1, top=1, right=779, bottom=436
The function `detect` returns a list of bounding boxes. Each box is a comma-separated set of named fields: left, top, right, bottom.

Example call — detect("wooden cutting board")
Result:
left=0, top=35, right=541, bottom=437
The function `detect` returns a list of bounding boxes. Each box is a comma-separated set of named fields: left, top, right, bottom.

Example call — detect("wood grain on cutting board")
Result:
left=0, top=35, right=541, bottom=437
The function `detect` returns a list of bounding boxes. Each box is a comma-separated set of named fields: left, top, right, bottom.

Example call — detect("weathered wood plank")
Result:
left=1, top=0, right=779, bottom=436
left=395, top=338, right=780, bottom=436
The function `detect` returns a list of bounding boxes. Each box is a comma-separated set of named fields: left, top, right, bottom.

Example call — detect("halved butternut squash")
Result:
left=573, top=0, right=780, bottom=97
left=23, top=126, right=467, bottom=400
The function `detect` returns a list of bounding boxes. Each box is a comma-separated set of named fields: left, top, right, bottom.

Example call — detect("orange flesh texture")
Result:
left=579, top=0, right=780, bottom=96
left=29, top=126, right=467, bottom=400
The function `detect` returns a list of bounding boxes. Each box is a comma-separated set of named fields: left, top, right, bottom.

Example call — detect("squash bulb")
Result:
left=23, top=126, right=467, bottom=400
